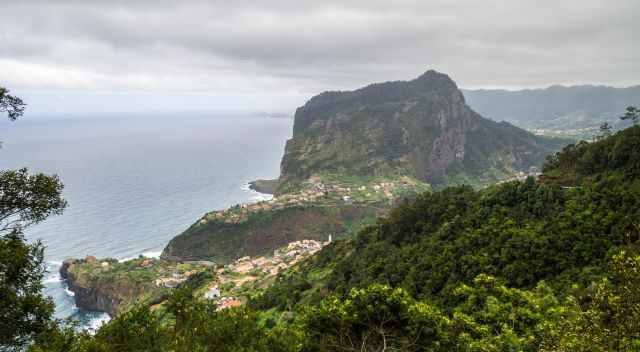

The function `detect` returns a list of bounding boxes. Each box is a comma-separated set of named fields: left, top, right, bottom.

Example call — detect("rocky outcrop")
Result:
left=276, top=70, right=565, bottom=192
left=60, top=257, right=162, bottom=316
left=65, top=277, right=121, bottom=316
left=248, top=179, right=279, bottom=194
left=60, top=258, right=121, bottom=316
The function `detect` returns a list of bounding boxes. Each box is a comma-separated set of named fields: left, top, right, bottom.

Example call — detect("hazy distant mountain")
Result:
left=278, top=70, right=564, bottom=190
left=462, top=85, right=640, bottom=137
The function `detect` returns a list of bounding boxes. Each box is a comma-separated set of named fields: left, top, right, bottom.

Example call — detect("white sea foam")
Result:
left=64, top=288, right=75, bottom=297
left=142, top=250, right=162, bottom=258
left=45, top=261, right=62, bottom=273
left=85, top=313, right=111, bottom=335
left=44, top=261, right=64, bottom=284
left=118, top=250, right=163, bottom=262
left=43, top=274, right=62, bottom=284
left=118, top=255, right=137, bottom=262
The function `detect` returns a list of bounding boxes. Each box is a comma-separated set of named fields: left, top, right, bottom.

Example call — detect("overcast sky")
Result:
left=1, top=0, right=638, bottom=114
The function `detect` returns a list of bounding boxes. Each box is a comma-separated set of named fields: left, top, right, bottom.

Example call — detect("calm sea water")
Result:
left=0, top=112, right=292, bottom=329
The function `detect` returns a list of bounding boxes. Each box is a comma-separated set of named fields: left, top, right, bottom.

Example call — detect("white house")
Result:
left=204, top=287, right=221, bottom=299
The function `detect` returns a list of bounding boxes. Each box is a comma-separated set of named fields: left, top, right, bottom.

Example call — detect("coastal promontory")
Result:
left=62, top=70, right=567, bottom=316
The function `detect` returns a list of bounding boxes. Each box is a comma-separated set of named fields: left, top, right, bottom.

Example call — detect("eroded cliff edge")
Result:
left=60, top=257, right=169, bottom=316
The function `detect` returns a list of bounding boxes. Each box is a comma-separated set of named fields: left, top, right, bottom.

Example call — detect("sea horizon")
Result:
left=0, top=111, right=292, bottom=329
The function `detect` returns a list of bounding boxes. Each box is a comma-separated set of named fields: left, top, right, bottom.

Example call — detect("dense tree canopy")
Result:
left=0, top=232, right=54, bottom=350
left=250, top=125, right=640, bottom=350
left=29, top=250, right=640, bottom=351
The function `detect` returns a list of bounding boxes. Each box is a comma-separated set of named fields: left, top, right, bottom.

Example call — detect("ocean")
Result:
left=0, top=112, right=292, bottom=330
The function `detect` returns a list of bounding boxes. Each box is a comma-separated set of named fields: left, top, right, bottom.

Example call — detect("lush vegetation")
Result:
left=0, top=88, right=67, bottom=351
left=254, top=125, right=640, bottom=312
left=29, top=251, right=640, bottom=351
left=23, top=124, right=640, bottom=350
left=4, top=88, right=638, bottom=350
left=163, top=203, right=382, bottom=263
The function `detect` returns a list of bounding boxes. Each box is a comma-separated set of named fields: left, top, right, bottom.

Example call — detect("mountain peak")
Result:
left=278, top=71, right=564, bottom=192
left=415, top=69, right=451, bottom=81
left=413, top=69, right=458, bottom=88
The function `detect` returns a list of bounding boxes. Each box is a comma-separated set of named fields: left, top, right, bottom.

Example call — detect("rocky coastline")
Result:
left=59, top=70, right=564, bottom=321
left=248, top=179, right=279, bottom=194
left=60, top=258, right=120, bottom=316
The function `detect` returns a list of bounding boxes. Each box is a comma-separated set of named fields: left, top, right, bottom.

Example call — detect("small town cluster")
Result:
left=200, top=177, right=420, bottom=225
left=153, top=238, right=330, bottom=310
left=207, top=238, right=329, bottom=310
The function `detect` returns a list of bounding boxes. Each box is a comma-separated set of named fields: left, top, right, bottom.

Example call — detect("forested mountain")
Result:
left=33, top=126, right=640, bottom=351
left=463, top=85, right=640, bottom=136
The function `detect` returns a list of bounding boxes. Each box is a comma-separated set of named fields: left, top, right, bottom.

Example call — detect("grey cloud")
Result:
left=0, top=0, right=638, bottom=97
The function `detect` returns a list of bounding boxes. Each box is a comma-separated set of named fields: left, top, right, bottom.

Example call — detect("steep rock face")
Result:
left=60, top=259, right=121, bottom=316
left=60, top=258, right=160, bottom=316
left=277, top=70, right=563, bottom=192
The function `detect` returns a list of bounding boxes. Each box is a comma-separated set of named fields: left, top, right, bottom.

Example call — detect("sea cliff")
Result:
left=60, top=256, right=187, bottom=316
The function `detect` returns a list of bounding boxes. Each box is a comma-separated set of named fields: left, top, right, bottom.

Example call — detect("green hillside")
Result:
left=33, top=127, right=640, bottom=350
left=257, top=126, right=640, bottom=311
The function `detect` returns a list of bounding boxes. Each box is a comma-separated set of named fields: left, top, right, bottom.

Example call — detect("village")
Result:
left=151, top=238, right=330, bottom=310
left=199, top=176, right=431, bottom=226
left=64, top=175, right=430, bottom=314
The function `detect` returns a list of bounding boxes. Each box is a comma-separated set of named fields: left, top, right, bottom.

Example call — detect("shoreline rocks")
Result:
left=248, top=179, right=279, bottom=195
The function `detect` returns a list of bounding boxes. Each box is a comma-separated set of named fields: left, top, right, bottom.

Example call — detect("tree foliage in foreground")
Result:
left=0, top=168, right=67, bottom=236
left=303, top=284, right=451, bottom=351
left=0, top=87, right=25, bottom=122
left=0, top=88, right=66, bottom=351
left=0, top=232, right=54, bottom=350
left=28, top=250, right=640, bottom=351
left=32, top=287, right=298, bottom=352
left=622, top=106, right=640, bottom=125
